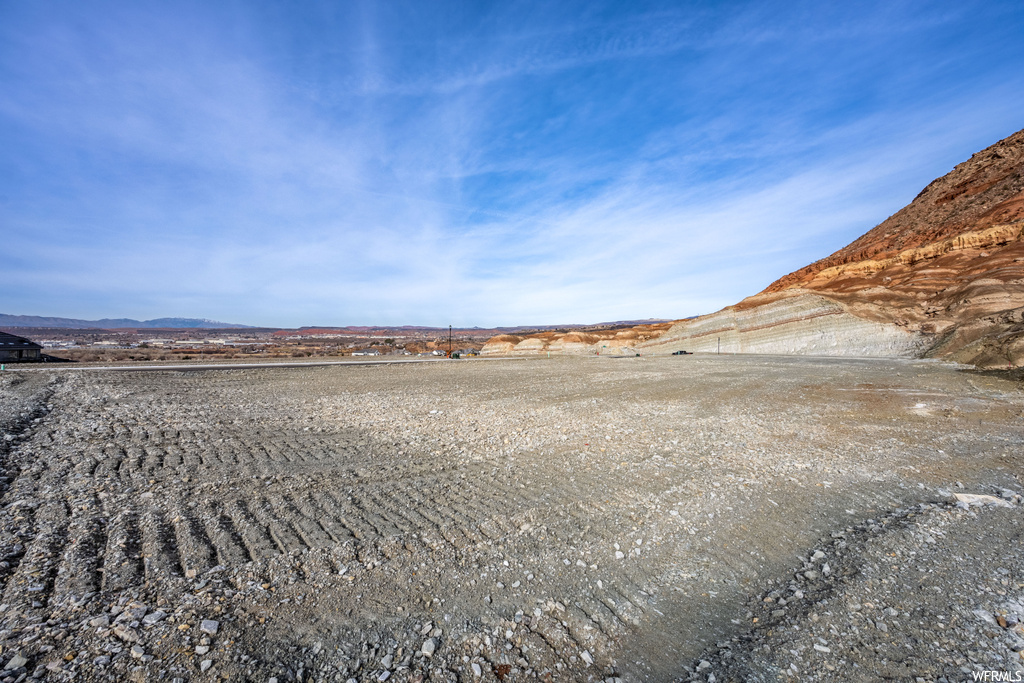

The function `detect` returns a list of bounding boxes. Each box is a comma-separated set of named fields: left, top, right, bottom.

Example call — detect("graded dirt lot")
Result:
left=0, top=356, right=1022, bottom=682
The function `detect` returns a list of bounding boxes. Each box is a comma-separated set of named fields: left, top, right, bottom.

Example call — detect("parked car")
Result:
left=672, top=350, right=692, bottom=355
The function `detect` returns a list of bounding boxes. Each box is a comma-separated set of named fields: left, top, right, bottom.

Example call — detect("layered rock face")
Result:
left=483, top=127, right=1024, bottom=367
left=747, top=127, right=1024, bottom=367
left=640, top=293, right=929, bottom=357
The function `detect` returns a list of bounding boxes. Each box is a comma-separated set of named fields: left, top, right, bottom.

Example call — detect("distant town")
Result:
left=4, top=326, right=486, bottom=363
left=0, top=311, right=679, bottom=364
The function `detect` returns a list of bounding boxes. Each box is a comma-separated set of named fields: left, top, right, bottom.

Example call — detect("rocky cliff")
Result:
left=483, top=127, right=1024, bottom=367
left=736, top=127, right=1024, bottom=368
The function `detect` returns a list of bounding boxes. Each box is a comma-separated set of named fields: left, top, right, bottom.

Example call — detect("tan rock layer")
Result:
left=806, top=223, right=1023, bottom=285
left=766, top=127, right=1024, bottom=293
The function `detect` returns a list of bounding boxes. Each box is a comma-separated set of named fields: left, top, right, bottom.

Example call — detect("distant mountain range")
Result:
left=0, top=314, right=253, bottom=329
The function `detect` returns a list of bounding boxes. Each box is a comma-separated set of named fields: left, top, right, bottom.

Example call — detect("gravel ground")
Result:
left=0, top=355, right=1021, bottom=682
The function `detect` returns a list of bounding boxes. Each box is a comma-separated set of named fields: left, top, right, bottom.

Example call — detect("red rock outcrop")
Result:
left=484, top=127, right=1024, bottom=368
left=750, top=127, right=1024, bottom=367
left=766, top=128, right=1024, bottom=292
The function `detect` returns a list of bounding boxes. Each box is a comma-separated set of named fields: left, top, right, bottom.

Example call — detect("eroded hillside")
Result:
left=754, top=127, right=1024, bottom=367
left=488, top=128, right=1024, bottom=368
left=481, top=324, right=673, bottom=357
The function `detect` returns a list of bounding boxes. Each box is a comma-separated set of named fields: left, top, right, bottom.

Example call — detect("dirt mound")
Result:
left=483, top=323, right=673, bottom=356
left=558, top=332, right=600, bottom=344
left=489, top=334, right=524, bottom=344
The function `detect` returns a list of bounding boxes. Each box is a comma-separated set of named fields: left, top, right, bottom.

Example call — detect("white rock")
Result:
left=142, top=610, right=167, bottom=626
left=200, top=619, right=220, bottom=635
left=580, top=650, right=594, bottom=666
left=421, top=638, right=436, bottom=657
left=6, top=654, right=27, bottom=669
left=955, top=493, right=1014, bottom=508
left=200, top=660, right=213, bottom=672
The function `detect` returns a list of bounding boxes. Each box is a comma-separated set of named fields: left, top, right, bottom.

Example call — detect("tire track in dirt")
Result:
left=0, top=360, right=1020, bottom=681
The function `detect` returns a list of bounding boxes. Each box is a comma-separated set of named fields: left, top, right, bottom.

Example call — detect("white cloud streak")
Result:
left=1, top=1, right=1023, bottom=326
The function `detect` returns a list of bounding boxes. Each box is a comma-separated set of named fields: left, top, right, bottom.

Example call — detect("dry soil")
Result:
left=0, top=355, right=1022, bottom=682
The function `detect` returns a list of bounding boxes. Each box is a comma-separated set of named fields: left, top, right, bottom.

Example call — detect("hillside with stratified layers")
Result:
left=746, top=125, right=1024, bottom=367
left=489, top=128, right=1024, bottom=368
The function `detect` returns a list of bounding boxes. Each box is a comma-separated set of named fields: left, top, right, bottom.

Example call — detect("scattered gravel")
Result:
left=0, top=355, right=1020, bottom=681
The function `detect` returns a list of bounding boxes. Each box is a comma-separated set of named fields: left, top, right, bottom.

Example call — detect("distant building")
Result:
left=352, top=348, right=381, bottom=356
left=0, top=331, right=43, bottom=362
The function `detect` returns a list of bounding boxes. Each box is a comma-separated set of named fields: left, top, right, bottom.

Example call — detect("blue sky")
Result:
left=2, top=1, right=1023, bottom=328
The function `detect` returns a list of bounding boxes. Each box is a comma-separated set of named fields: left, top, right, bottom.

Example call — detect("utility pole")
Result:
left=449, top=325, right=452, bottom=357
left=717, top=337, right=720, bottom=355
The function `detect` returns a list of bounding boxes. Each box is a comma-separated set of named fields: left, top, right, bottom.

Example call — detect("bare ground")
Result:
left=0, top=355, right=1021, bottom=682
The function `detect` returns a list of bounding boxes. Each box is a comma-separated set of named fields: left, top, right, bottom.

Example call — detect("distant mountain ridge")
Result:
left=0, top=314, right=253, bottom=329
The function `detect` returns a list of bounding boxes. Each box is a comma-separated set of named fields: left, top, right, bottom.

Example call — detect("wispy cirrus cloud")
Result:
left=1, top=0, right=1023, bottom=326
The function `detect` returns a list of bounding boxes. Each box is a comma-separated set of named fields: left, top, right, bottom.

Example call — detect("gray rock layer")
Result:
left=641, top=294, right=931, bottom=357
